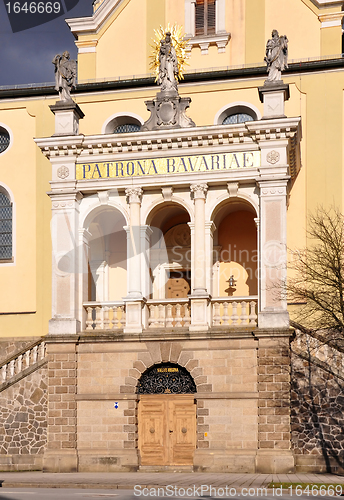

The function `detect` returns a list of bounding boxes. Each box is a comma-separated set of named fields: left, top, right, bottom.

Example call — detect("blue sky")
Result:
left=0, top=0, right=93, bottom=86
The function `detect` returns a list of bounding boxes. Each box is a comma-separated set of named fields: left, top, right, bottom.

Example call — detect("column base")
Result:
left=255, top=449, right=295, bottom=473
left=258, top=310, right=289, bottom=329
left=123, top=298, right=145, bottom=334
left=189, top=294, right=210, bottom=332
left=48, top=318, right=81, bottom=335
left=43, top=449, right=78, bottom=473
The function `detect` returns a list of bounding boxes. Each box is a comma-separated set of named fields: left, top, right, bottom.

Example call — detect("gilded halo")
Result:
left=150, top=24, right=189, bottom=81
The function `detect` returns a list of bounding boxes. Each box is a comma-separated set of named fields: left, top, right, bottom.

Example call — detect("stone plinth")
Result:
left=258, top=82, right=290, bottom=119
left=50, top=100, right=84, bottom=136
left=141, top=90, right=195, bottom=131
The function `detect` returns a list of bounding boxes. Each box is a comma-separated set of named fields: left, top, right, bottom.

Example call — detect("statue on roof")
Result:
left=52, top=51, right=77, bottom=101
left=157, top=32, right=178, bottom=92
left=264, top=30, right=288, bottom=83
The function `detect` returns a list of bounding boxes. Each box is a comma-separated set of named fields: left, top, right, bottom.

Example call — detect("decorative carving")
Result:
left=181, top=427, right=187, bottom=434
left=137, top=363, right=196, bottom=394
left=227, top=182, right=239, bottom=198
left=57, top=165, right=70, bottom=179
left=150, top=428, right=155, bottom=434
left=125, top=187, right=143, bottom=204
left=264, top=30, right=288, bottom=83
left=266, top=150, right=280, bottom=164
left=190, top=183, right=208, bottom=200
left=162, top=187, right=173, bottom=201
left=164, top=223, right=191, bottom=248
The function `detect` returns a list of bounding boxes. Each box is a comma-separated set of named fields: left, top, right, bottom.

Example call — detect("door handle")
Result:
left=169, top=430, right=173, bottom=433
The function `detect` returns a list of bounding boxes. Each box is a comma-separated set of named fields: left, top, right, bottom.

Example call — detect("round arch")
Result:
left=214, top=101, right=261, bottom=125
left=144, top=197, right=193, bottom=227
left=82, top=200, right=129, bottom=230
left=137, top=363, right=197, bottom=394
left=209, top=195, right=258, bottom=225
left=102, top=112, right=144, bottom=134
left=0, top=122, right=13, bottom=157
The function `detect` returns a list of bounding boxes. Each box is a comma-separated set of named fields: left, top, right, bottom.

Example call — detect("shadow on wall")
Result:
left=291, top=336, right=344, bottom=473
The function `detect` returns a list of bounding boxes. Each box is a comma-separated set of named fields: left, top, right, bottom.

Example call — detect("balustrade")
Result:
left=0, top=341, right=46, bottom=387
left=147, top=299, right=190, bottom=328
left=211, top=297, right=258, bottom=327
left=84, top=302, right=126, bottom=330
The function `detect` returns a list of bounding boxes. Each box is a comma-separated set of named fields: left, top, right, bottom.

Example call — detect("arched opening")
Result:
left=146, top=202, right=192, bottom=328
left=211, top=199, right=258, bottom=326
left=214, top=103, right=260, bottom=125
left=137, top=363, right=197, bottom=394
left=102, top=113, right=143, bottom=134
left=0, top=188, right=12, bottom=261
left=212, top=200, right=257, bottom=297
left=138, top=362, right=197, bottom=467
left=87, top=207, right=127, bottom=302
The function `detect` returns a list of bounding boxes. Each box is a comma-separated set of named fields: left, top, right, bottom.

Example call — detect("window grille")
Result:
left=195, top=0, right=216, bottom=36
left=114, top=123, right=141, bottom=134
left=222, top=113, right=254, bottom=125
left=0, top=192, right=12, bottom=260
left=0, top=128, right=10, bottom=154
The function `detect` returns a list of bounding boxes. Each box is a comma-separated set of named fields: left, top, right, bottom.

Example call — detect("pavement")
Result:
left=0, top=472, right=344, bottom=490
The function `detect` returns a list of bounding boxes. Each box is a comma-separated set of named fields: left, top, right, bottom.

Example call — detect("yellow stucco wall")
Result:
left=1, top=0, right=344, bottom=337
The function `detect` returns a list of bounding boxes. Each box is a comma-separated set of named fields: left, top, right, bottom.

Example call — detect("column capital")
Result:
left=125, top=187, right=143, bottom=204
left=190, top=183, right=208, bottom=200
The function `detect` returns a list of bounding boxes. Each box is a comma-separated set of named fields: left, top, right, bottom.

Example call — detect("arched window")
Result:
left=214, top=103, right=260, bottom=125
left=222, top=113, right=254, bottom=125
left=195, top=0, right=215, bottom=36
left=114, top=123, right=141, bottom=134
left=102, top=114, right=143, bottom=134
left=0, top=127, right=10, bottom=154
left=0, top=191, right=12, bottom=260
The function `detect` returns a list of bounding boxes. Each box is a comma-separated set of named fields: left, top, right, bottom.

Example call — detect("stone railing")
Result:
left=211, top=297, right=258, bottom=327
left=147, top=299, right=190, bottom=328
left=0, top=340, right=46, bottom=388
left=84, top=301, right=126, bottom=331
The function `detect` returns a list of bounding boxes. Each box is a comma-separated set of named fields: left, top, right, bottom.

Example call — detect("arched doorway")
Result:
left=137, top=363, right=196, bottom=467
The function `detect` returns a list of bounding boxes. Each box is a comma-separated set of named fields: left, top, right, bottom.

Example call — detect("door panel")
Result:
left=139, top=395, right=196, bottom=466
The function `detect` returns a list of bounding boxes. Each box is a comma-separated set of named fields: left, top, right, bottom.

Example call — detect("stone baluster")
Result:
left=24, top=350, right=30, bottom=368
left=231, top=301, right=239, bottom=325
left=32, top=345, right=38, bottom=364
left=121, top=306, right=126, bottom=328
left=222, top=302, right=229, bottom=325
left=213, top=302, right=221, bottom=326
left=86, top=307, right=94, bottom=330
left=39, top=342, right=46, bottom=359
left=95, top=306, right=102, bottom=330
left=17, top=354, right=23, bottom=373
left=9, top=360, right=15, bottom=377
left=249, top=301, right=258, bottom=326
left=183, top=304, right=191, bottom=326
left=149, top=305, right=156, bottom=328
left=2, top=364, right=7, bottom=383
left=158, top=304, right=165, bottom=327
left=175, top=304, right=182, bottom=327
left=103, top=306, right=110, bottom=330
left=166, top=304, right=173, bottom=328
left=240, top=301, right=248, bottom=325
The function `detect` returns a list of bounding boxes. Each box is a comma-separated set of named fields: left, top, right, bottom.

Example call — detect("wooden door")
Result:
left=166, top=272, right=190, bottom=299
left=138, top=395, right=196, bottom=466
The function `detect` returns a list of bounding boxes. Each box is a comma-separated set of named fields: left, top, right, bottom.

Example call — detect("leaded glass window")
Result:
left=114, top=123, right=141, bottom=134
left=222, top=113, right=254, bottom=125
left=195, top=0, right=216, bottom=36
left=0, top=192, right=12, bottom=260
left=0, top=127, right=10, bottom=154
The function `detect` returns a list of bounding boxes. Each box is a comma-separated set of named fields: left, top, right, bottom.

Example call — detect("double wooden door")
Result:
left=138, top=395, right=196, bottom=466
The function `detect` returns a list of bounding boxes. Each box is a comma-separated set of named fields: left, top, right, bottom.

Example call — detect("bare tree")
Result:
left=287, top=206, right=344, bottom=342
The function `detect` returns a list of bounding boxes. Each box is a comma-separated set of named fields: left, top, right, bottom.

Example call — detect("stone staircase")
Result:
left=0, top=339, right=47, bottom=392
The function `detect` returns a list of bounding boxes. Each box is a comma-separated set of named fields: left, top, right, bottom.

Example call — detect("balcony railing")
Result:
left=83, top=296, right=258, bottom=331
left=211, top=297, right=258, bottom=327
left=84, top=301, right=126, bottom=331
left=147, top=299, right=190, bottom=328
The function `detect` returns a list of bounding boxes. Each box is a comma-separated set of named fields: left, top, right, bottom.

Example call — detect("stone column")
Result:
left=124, top=187, right=144, bottom=333
left=256, top=332, right=294, bottom=473
left=141, top=225, right=153, bottom=328
left=190, top=184, right=210, bottom=332
left=49, top=191, right=83, bottom=335
left=78, top=227, right=91, bottom=329
left=43, top=340, right=78, bottom=472
left=205, top=221, right=216, bottom=296
left=258, top=181, right=289, bottom=329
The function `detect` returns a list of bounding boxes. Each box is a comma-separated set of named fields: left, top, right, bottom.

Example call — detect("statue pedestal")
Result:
left=258, top=82, right=290, bottom=119
left=50, top=100, right=84, bottom=136
left=142, top=90, right=195, bottom=131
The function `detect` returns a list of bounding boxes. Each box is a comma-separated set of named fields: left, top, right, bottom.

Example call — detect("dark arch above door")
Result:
left=137, top=363, right=196, bottom=394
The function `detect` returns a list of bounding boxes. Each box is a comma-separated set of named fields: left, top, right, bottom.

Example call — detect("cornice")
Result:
left=66, top=0, right=127, bottom=36
left=35, top=119, right=301, bottom=161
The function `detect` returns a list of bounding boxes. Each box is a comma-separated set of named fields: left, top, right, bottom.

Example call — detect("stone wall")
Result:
left=0, top=364, right=47, bottom=471
left=291, top=340, right=344, bottom=474
left=0, top=338, right=40, bottom=365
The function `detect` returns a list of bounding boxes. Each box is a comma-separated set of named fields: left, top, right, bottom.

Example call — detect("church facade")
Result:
left=0, top=0, right=344, bottom=473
